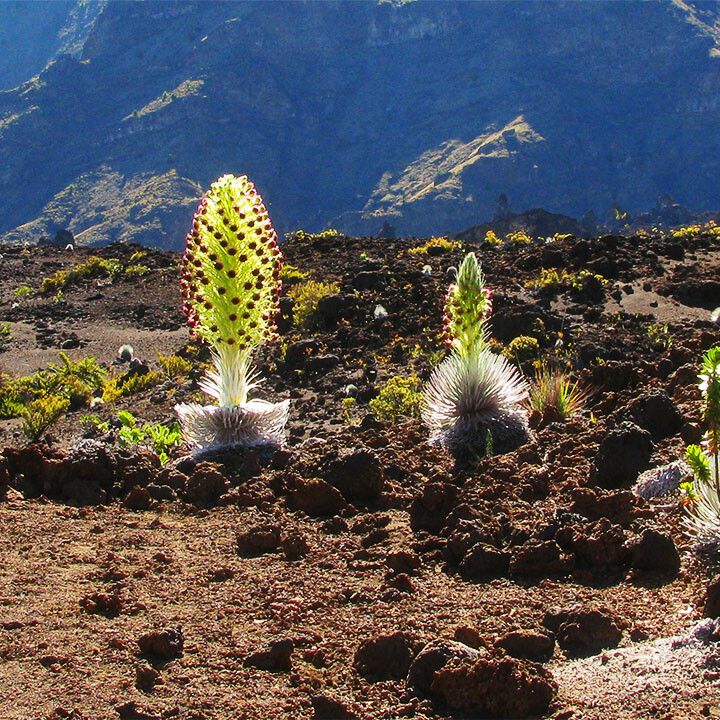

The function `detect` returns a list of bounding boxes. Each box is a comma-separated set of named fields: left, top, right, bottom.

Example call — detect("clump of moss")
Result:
left=289, top=280, right=340, bottom=329
left=369, top=375, right=422, bottom=422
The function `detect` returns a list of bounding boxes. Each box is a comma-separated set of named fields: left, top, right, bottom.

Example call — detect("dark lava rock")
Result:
left=236, top=524, right=281, bottom=556
left=495, top=630, right=555, bottom=662
left=311, top=694, right=358, bottom=720
left=284, top=339, right=321, bottom=367
left=184, top=463, right=230, bottom=506
left=135, top=663, right=160, bottom=691
left=293, top=477, right=346, bottom=516
left=541, top=247, right=564, bottom=268
left=145, top=483, right=177, bottom=502
left=305, top=354, right=341, bottom=373
left=325, top=448, right=384, bottom=502
left=459, top=543, right=510, bottom=580
left=352, top=270, right=386, bottom=291
left=628, top=529, right=681, bottom=574
left=625, top=390, right=684, bottom=440
left=354, top=632, right=421, bottom=680
left=409, top=482, right=459, bottom=532
left=704, top=576, right=720, bottom=618
left=79, top=592, right=123, bottom=617
left=385, top=550, right=421, bottom=575
left=123, top=485, right=152, bottom=511
left=137, top=628, right=184, bottom=660
left=316, top=293, right=349, bottom=324
left=591, top=422, right=653, bottom=489
left=566, top=517, right=630, bottom=569
left=509, top=540, right=574, bottom=577
left=244, top=638, right=294, bottom=671
left=407, top=639, right=481, bottom=694
left=543, top=605, right=623, bottom=657
left=281, top=530, right=310, bottom=560
left=431, top=654, right=557, bottom=718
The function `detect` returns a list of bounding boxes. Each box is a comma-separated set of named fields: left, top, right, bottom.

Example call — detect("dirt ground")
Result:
left=0, top=230, right=719, bottom=719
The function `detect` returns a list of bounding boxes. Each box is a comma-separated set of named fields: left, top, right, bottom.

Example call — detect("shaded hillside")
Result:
left=0, top=1, right=104, bottom=91
left=1, top=1, right=720, bottom=248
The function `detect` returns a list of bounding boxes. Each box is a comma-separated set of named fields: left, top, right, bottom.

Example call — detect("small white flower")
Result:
left=374, top=305, right=388, bottom=319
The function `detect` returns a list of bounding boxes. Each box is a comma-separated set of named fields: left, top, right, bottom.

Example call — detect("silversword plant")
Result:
left=175, top=174, right=289, bottom=450
left=685, top=346, right=720, bottom=539
left=422, top=252, right=529, bottom=455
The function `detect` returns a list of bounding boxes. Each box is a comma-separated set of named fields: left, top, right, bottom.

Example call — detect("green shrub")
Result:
left=0, top=375, right=24, bottom=418
left=0, top=322, right=11, bottom=348
left=280, top=264, right=309, bottom=285
left=13, top=285, right=32, bottom=298
left=124, top=264, right=150, bottom=277
left=129, top=250, right=147, bottom=262
left=289, top=280, right=340, bottom=329
left=525, top=269, right=564, bottom=294
left=529, top=366, right=590, bottom=420
left=157, top=352, right=192, bottom=377
left=369, top=375, right=422, bottom=422
left=409, top=237, right=460, bottom=255
left=20, top=395, right=70, bottom=440
left=5, top=352, right=108, bottom=415
left=507, top=230, right=532, bottom=244
left=116, top=410, right=181, bottom=464
left=40, top=256, right=120, bottom=293
left=102, top=371, right=162, bottom=403
left=503, top=336, right=539, bottom=364
left=289, top=228, right=342, bottom=242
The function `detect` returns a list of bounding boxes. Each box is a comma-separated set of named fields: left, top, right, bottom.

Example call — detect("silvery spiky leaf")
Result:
left=633, top=461, right=691, bottom=501
left=175, top=399, right=290, bottom=451
left=422, top=348, right=530, bottom=454
left=199, top=344, right=261, bottom=407
left=684, top=453, right=720, bottom=539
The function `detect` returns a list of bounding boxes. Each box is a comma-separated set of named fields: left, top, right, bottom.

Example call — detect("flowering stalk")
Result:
left=442, top=252, right=492, bottom=355
left=423, top=251, right=528, bottom=455
left=175, top=174, right=288, bottom=449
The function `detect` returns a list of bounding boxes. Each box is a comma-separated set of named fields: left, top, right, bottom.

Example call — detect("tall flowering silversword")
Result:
left=175, top=174, right=289, bottom=450
left=422, top=252, right=530, bottom=455
left=685, top=346, right=720, bottom=541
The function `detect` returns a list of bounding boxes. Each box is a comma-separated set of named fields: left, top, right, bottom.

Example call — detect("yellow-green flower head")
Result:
left=442, top=252, right=492, bottom=356
left=180, top=174, right=282, bottom=349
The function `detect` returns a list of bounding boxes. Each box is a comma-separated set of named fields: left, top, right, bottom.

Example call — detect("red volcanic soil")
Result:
left=0, top=230, right=719, bottom=720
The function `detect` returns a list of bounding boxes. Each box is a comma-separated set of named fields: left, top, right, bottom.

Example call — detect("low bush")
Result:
left=280, top=264, right=309, bottom=285
left=409, top=237, right=461, bottom=255
left=370, top=374, right=422, bottom=422
left=102, top=371, right=162, bottom=402
left=528, top=366, right=590, bottom=420
left=157, top=352, right=192, bottom=378
left=20, top=395, right=70, bottom=440
left=289, top=280, right=340, bottom=329
left=503, top=336, right=539, bottom=364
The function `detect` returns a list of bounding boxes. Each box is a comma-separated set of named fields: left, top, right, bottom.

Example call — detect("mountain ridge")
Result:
left=1, top=1, right=720, bottom=249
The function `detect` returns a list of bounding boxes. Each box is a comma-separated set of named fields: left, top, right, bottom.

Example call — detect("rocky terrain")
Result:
left=2, top=1, right=720, bottom=246
left=0, top=228, right=719, bottom=719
